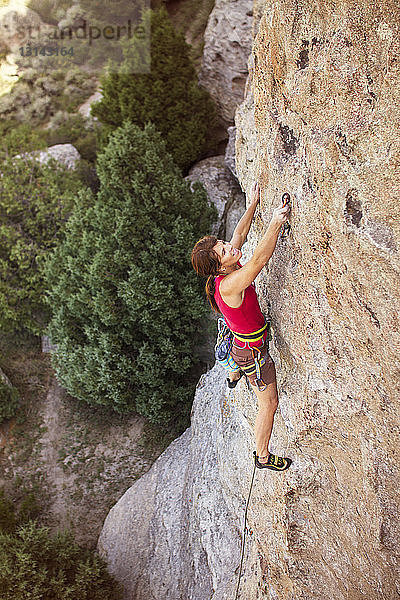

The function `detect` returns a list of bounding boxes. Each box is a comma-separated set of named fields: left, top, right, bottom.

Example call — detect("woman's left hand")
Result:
left=251, top=182, right=261, bottom=206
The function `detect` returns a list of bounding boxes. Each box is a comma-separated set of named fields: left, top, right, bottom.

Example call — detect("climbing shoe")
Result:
left=227, top=371, right=244, bottom=389
left=253, top=451, right=292, bottom=471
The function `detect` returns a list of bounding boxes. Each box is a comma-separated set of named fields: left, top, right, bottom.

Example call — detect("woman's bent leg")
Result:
left=252, top=379, right=279, bottom=458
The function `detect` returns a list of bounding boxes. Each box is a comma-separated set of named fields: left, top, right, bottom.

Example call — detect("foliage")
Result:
left=27, top=0, right=74, bottom=24
left=0, top=521, right=122, bottom=599
left=0, top=68, right=97, bottom=127
left=0, top=380, right=20, bottom=424
left=0, top=490, right=16, bottom=534
left=0, top=485, right=122, bottom=599
left=44, top=121, right=216, bottom=423
left=43, top=113, right=99, bottom=163
left=0, top=122, right=47, bottom=162
left=0, top=486, right=41, bottom=534
left=92, top=7, right=216, bottom=172
left=0, top=156, right=83, bottom=334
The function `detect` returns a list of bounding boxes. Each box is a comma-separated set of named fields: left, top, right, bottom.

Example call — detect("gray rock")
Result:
left=0, top=6, right=44, bottom=53
left=186, top=155, right=246, bottom=240
left=15, top=144, right=81, bottom=169
left=78, top=90, right=103, bottom=119
left=41, top=336, right=58, bottom=354
left=98, top=364, right=242, bottom=600
left=199, top=0, right=253, bottom=126
left=224, top=126, right=237, bottom=178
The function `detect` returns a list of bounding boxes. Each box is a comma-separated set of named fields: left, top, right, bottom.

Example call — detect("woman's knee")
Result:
left=253, top=383, right=278, bottom=410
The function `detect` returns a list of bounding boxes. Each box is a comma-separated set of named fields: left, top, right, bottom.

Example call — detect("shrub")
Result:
left=0, top=121, right=47, bottom=161
left=0, top=490, right=16, bottom=534
left=44, top=121, right=216, bottom=423
left=92, top=7, right=216, bottom=172
left=0, top=486, right=41, bottom=533
left=0, top=156, right=83, bottom=334
left=44, top=113, right=99, bottom=162
left=0, top=69, right=97, bottom=127
left=0, top=521, right=122, bottom=599
left=0, top=380, right=19, bottom=424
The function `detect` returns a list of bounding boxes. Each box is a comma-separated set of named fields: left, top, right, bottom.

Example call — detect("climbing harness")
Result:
left=231, top=319, right=272, bottom=391
left=215, top=318, right=272, bottom=391
left=234, top=457, right=257, bottom=600
left=281, top=192, right=291, bottom=238
left=230, top=320, right=271, bottom=345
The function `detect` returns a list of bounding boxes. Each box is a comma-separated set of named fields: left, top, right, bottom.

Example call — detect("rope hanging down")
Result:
left=234, top=459, right=257, bottom=600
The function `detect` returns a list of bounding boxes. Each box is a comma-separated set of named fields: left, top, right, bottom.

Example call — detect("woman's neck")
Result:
left=220, top=263, right=241, bottom=276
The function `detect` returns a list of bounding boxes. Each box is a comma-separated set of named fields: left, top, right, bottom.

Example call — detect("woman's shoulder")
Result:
left=214, top=274, right=223, bottom=290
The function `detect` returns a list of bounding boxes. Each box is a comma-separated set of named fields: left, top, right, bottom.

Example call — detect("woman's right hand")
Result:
left=272, top=203, right=290, bottom=226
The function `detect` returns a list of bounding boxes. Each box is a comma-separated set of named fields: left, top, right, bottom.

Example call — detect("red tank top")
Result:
left=214, top=266, right=267, bottom=347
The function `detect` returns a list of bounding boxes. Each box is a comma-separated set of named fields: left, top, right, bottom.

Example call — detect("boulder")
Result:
left=186, top=155, right=246, bottom=241
left=15, top=144, right=81, bottom=169
left=78, top=90, right=103, bottom=119
left=0, top=6, right=44, bottom=53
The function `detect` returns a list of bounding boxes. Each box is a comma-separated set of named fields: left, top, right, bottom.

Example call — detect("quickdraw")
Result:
left=281, top=192, right=291, bottom=238
left=214, top=318, right=234, bottom=362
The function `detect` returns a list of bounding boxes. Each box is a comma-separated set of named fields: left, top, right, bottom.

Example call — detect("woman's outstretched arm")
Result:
left=229, top=183, right=260, bottom=249
left=221, top=200, right=290, bottom=298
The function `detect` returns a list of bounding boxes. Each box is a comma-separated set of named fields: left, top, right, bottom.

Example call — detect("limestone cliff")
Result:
left=98, top=1, right=400, bottom=598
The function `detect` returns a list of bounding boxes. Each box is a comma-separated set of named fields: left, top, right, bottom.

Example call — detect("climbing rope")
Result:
left=234, top=458, right=257, bottom=600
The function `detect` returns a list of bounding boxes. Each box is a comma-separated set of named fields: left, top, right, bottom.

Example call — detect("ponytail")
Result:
left=205, top=274, right=221, bottom=314
left=191, top=235, right=222, bottom=314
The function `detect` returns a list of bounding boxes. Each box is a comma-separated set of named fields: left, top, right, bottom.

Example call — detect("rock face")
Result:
left=99, top=1, right=400, bottom=599
left=186, top=155, right=246, bottom=240
left=224, top=126, right=238, bottom=178
left=199, top=0, right=254, bottom=127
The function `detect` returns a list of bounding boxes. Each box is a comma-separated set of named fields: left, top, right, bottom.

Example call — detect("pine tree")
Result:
left=91, top=7, right=216, bottom=172
left=44, top=121, right=216, bottom=422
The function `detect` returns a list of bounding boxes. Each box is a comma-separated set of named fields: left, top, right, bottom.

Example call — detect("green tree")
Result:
left=44, top=121, right=216, bottom=423
left=0, top=521, right=122, bottom=599
left=0, top=156, right=83, bottom=334
left=92, top=7, right=216, bottom=172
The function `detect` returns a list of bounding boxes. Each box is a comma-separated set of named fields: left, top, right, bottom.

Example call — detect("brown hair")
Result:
left=191, top=235, right=222, bottom=313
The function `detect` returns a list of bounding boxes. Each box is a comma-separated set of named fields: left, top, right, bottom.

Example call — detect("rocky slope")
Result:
left=98, top=1, right=400, bottom=598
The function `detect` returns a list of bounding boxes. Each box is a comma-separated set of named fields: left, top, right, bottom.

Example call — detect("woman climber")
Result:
left=191, top=183, right=292, bottom=471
